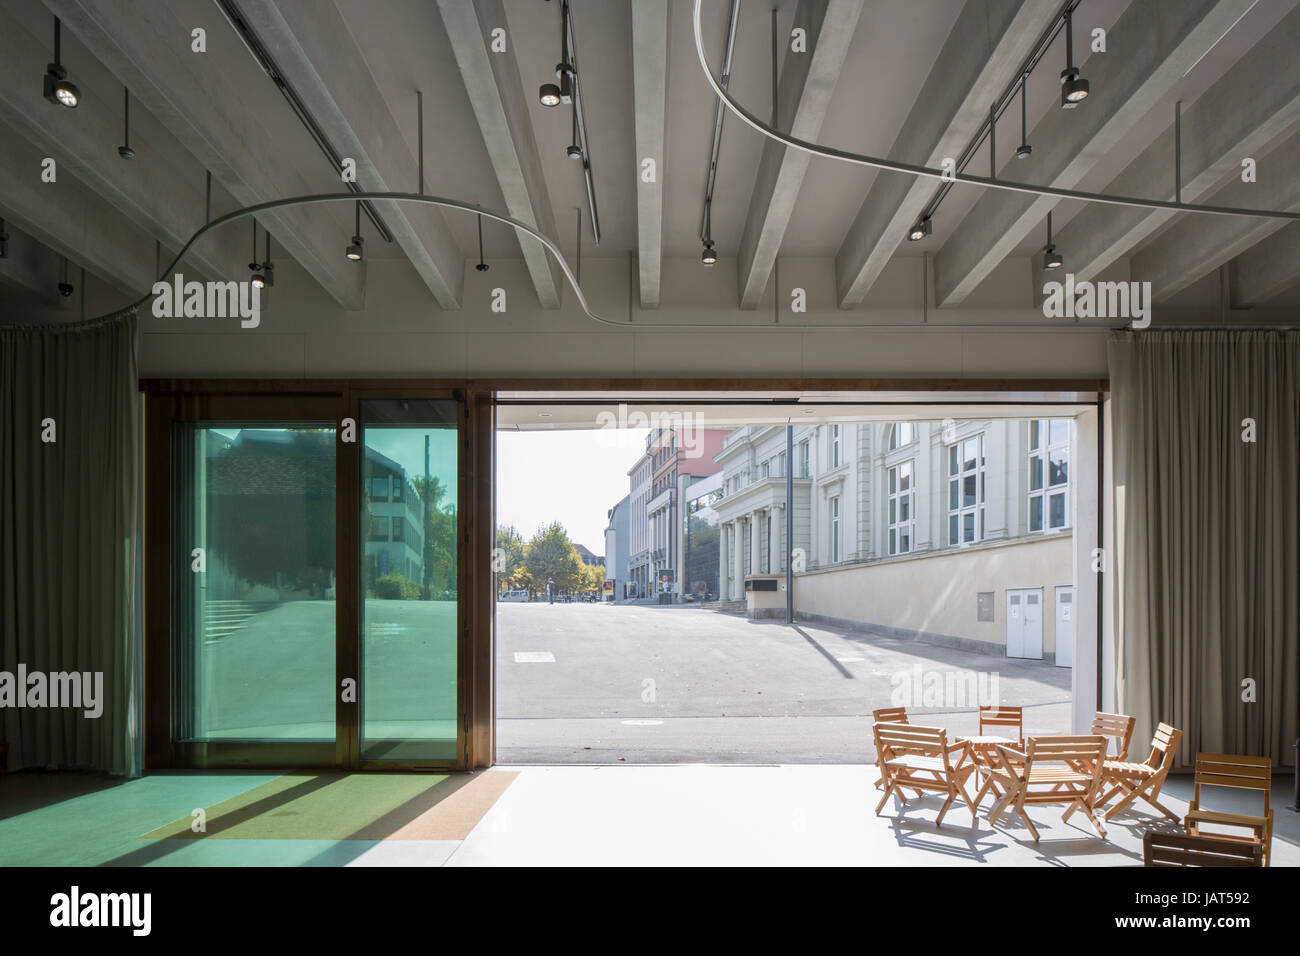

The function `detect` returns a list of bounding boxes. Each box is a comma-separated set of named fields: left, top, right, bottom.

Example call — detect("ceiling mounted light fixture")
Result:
left=1059, top=8, right=1089, bottom=109
left=907, top=216, right=932, bottom=241
left=118, top=88, right=134, bottom=159
left=566, top=110, right=582, bottom=160
left=58, top=257, right=74, bottom=297
left=475, top=213, right=489, bottom=272
left=250, top=223, right=267, bottom=289
left=261, top=231, right=274, bottom=287
left=1015, top=75, right=1032, bottom=158
left=538, top=82, right=561, bottom=108
left=345, top=201, right=364, bottom=261
left=43, top=17, right=80, bottom=108
left=701, top=239, right=717, bottom=266
left=1043, top=211, right=1063, bottom=269
left=0, top=219, right=8, bottom=259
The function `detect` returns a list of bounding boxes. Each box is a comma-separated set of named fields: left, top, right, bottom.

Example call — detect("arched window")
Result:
left=888, top=422, right=915, bottom=450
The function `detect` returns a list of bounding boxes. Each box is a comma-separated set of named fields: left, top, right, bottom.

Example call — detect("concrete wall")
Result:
left=793, top=533, right=1073, bottom=657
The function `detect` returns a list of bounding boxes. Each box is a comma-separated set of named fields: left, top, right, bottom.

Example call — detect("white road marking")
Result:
left=513, top=651, right=556, bottom=663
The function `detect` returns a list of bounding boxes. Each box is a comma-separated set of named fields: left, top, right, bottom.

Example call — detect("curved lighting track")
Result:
left=689, top=0, right=1300, bottom=224
left=91, top=191, right=1128, bottom=331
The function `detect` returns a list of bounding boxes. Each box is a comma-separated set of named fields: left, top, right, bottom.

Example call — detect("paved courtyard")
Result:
left=496, top=602, right=1072, bottom=764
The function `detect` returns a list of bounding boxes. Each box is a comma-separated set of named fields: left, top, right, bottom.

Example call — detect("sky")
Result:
left=496, top=429, right=649, bottom=554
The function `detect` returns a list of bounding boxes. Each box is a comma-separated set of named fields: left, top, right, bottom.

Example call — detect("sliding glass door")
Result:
left=155, top=389, right=465, bottom=770
left=358, top=399, right=460, bottom=765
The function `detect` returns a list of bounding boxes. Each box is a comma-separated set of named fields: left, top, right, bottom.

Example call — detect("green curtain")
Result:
left=0, top=312, right=142, bottom=775
left=1109, top=330, right=1299, bottom=768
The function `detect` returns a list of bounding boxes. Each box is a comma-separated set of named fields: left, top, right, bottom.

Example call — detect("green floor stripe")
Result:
left=142, top=773, right=448, bottom=841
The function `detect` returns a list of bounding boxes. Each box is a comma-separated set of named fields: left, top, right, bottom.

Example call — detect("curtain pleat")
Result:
left=1109, top=330, right=1299, bottom=768
left=0, top=312, right=141, bottom=775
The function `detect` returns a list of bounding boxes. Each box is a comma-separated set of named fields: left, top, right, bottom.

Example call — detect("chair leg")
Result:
left=936, top=790, right=955, bottom=827
left=875, top=782, right=894, bottom=815
left=1084, top=805, right=1108, bottom=839
left=989, top=785, right=1017, bottom=825
left=1102, top=780, right=1142, bottom=821
left=1015, top=799, right=1040, bottom=842
left=1061, top=799, right=1079, bottom=823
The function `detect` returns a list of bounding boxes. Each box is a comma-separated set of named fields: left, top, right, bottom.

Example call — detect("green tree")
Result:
left=413, top=475, right=456, bottom=598
left=522, top=522, right=583, bottom=592
left=495, top=524, right=527, bottom=593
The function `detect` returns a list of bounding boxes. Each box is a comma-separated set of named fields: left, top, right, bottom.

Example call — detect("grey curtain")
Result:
left=1109, top=330, right=1298, bottom=769
left=0, top=311, right=142, bottom=775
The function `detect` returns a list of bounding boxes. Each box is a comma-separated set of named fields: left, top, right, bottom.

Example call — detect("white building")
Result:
left=713, top=420, right=1075, bottom=661
left=626, top=451, right=653, bottom=599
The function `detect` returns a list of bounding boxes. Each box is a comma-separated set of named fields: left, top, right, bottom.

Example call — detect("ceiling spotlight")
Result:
left=345, top=201, right=364, bottom=261
left=58, top=257, right=74, bottom=296
left=475, top=213, right=489, bottom=272
left=43, top=18, right=80, bottom=109
left=118, top=88, right=134, bottom=159
left=1042, top=211, right=1062, bottom=269
left=1059, top=10, right=1089, bottom=108
left=907, top=216, right=932, bottom=242
left=566, top=144, right=583, bottom=161
left=701, top=240, right=717, bottom=266
left=261, top=231, right=275, bottom=287
left=1015, top=75, right=1032, bottom=158
left=251, top=271, right=266, bottom=289
left=539, top=83, right=561, bottom=107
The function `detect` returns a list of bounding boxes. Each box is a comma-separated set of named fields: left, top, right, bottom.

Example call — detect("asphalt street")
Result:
left=496, top=602, right=1072, bottom=764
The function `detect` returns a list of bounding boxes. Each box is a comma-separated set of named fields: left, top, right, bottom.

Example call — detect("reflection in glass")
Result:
left=174, top=426, right=336, bottom=741
left=360, top=400, right=458, bottom=763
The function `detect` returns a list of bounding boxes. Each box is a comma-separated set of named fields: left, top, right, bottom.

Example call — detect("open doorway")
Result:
left=492, top=392, right=1100, bottom=765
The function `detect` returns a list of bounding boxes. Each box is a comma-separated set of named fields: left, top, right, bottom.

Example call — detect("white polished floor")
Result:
left=433, top=765, right=1299, bottom=867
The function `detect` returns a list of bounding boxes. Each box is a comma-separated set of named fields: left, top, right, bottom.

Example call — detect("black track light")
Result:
left=58, top=257, right=74, bottom=297
left=701, top=239, right=717, bottom=266
left=1043, top=211, right=1063, bottom=269
left=43, top=18, right=80, bottom=109
left=1060, top=9, right=1089, bottom=109
left=118, top=88, right=134, bottom=159
left=261, top=232, right=274, bottom=287
left=907, top=216, right=932, bottom=242
left=345, top=201, right=364, bottom=261
left=475, top=214, right=489, bottom=272
left=566, top=110, right=582, bottom=160
left=538, top=82, right=561, bottom=107
left=0, top=219, right=8, bottom=260
left=1016, top=75, right=1032, bottom=159
left=247, top=220, right=261, bottom=273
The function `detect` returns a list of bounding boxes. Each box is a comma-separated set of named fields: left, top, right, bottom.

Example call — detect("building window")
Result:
left=947, top=434, right=985, bottom=546
left=830, top=495, right=841, bottom=563
left=1029, top=419, right=1070, bottom=532
left=369, top=516, right=388, bottom=542
left=888, top=422, right=915, bottom=450
left=760, top=459, right=770, bottom=479
left=831, top=425, right=841, bottom=468
left=799, top=441, right=810, bottom=478
left=391, top=476, right=403, bottom=501
left=391, top=516, right=404, bottom=542
left=368, top=476, right=389, bottom=500
left=888, top=461, right=913, bottom=556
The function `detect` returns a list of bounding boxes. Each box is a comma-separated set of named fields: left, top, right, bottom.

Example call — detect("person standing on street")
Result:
left=547, top=577, right=555, bottom=605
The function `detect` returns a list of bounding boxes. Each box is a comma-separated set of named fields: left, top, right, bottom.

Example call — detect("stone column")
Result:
left=718, top=522, right=729, bottom=602
left=733, top=518, right=746, bottom=600
left=749, top=512, right=761, bottom=579
left=771, top=505, right=782, bottom=573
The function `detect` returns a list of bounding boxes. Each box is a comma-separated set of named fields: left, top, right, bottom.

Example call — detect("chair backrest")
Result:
left=1143, top=723, right=1183, bottom=773
left=1025, top=735, right=1106, bottom=780
left=1192, top=752, right=1272, bottom=815
left=873, top=723, right=949, bottom=767
left=1091, top=711, right=1136, bottom=759
left=1144, top=831, right=1264, bottom=867
left=872, top=706, right=909, bottom=724
left=979, top=705, right=1023, bottom=743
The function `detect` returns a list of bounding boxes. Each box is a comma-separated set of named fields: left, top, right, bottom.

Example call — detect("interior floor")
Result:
left=2, top=767, right=1293, bottom=867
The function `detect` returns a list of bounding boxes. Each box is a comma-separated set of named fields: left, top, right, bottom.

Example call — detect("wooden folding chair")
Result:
left=1091, top=711, right=1136, bottom=759
left=987, top=735, right=1108, bottom=840
left=1096, top=722, right=1182, bottom=822
left=1143, top=831, right=1264, bottom=867
left=1184, top=753, right=1274, bottom=867
left=964, top=706, right=1023, bottom=804
left=873, top=723, right=977, bottom=828
left=872, top=707, right=909, bottom=790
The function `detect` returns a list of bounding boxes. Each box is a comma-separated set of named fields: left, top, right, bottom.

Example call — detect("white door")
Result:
left=1006, top=588, right=1044, bottom=660
left=1055, top=586, right=1074, bottom=667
